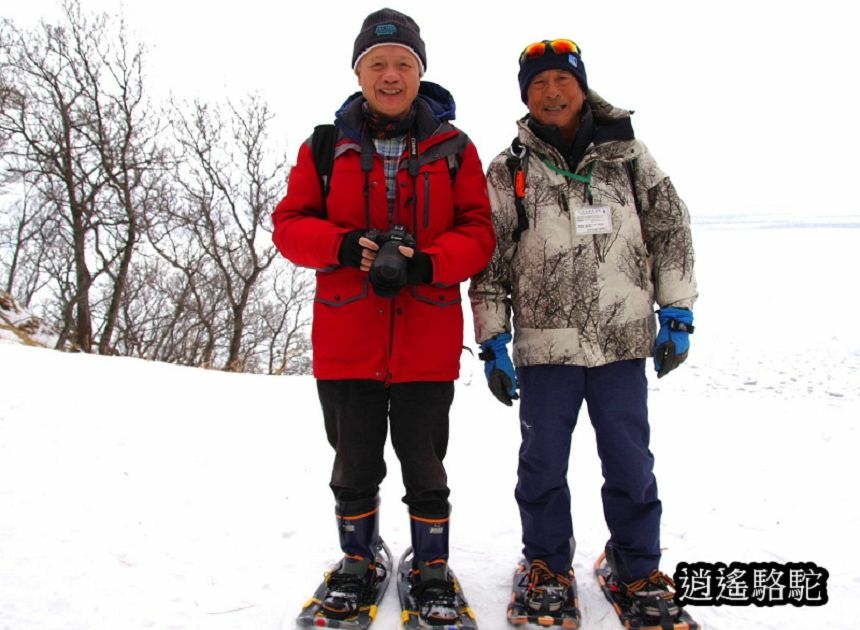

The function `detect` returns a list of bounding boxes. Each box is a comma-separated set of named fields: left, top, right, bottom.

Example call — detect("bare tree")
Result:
left=0, top=195, right=56, bottom=304
left=2, top=1, right=313, bottom=373
left=157, top=94, right=288, bottom=371
left=0, top=0, right=163, bottom=352
left=260, top=261, right=313, bottom=375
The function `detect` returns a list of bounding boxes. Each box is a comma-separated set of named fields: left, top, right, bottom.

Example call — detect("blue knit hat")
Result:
left=518, top=39, right=587, bottom=104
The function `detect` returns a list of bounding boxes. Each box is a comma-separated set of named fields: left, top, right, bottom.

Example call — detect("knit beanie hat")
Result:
left=517, top=39, right=587, bottom=104
left=352, top=8, right=426, bottom=76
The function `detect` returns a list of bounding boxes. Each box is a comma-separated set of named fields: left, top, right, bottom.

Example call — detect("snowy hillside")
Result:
left=1, top=216, right=858, bottom=630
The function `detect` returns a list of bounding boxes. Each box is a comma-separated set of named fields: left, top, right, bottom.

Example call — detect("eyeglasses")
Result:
left=519, top=39, right=580, bottom=63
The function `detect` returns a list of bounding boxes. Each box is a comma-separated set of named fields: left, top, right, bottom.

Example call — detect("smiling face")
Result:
left=526, top=69, right=586, bottom=140
left=356, top=44, right=421, bottom=120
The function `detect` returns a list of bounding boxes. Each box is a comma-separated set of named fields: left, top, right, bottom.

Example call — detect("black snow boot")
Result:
left=322, top=555, right=387, bottom=619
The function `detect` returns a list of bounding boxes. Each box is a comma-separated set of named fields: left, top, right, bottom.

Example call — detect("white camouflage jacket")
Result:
left=469, top=91, right=697, bottom=368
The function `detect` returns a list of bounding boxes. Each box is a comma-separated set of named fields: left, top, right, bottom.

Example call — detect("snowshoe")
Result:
left=594, top=552, right=700, bottom=630
left=396, top=547, right=478, bottom=629
left=296, top=539, right=393, bottom=629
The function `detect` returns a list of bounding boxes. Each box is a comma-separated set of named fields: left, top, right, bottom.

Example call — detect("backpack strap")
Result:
left=416, top=129, right=465, bottom=184
left=505, top=137, right=529, bottom=243
left=310, top=124, right=337, bottom=216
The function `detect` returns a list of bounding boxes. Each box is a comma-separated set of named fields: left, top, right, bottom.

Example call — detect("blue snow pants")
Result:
left=515, top=360, right=662, bottom=581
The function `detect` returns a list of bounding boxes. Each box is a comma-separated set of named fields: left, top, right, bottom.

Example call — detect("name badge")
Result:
left=574, top=205, right=612, bottom=235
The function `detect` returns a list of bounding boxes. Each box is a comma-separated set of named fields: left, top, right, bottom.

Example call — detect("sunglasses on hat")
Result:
left=519, top=39, right=580, bottom=63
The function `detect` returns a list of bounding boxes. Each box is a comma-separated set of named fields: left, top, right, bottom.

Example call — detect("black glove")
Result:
left=338, top=230, right=368, bottom=268
left=405, top=251, right=433, bottom=285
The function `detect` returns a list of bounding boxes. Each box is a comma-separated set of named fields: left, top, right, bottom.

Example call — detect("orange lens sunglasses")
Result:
left=519, top=39, right=580, bottom=63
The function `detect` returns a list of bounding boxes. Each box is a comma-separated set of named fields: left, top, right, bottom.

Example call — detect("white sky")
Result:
left=4, top=0, right=858, bottom=216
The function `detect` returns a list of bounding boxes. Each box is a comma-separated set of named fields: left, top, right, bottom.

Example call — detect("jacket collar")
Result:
left=518, top=89, right=638, bottom=166
left=334, top=81, right=456, bottom=143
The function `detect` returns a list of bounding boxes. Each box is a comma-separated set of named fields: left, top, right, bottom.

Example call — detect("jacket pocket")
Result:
left=417, top=162, right=455, bottom=236
left=409, top=283, right=461, bottom=307
left=314, top=268, right=368, bottom=307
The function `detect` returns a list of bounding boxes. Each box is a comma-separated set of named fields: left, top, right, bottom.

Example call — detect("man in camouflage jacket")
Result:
left=468, top=38, right=697, bottom=620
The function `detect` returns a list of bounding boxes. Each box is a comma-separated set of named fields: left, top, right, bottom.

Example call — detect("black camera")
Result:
left=365, top=225, right=416, bottom=297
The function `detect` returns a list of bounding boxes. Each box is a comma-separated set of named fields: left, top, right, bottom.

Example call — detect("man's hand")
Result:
left=653, top=307, right=695, bottom=378
left=338, top=230, right=379, bottom=271
left=478, top=332, right=519, bottom=406
left=398, top=245, right=433, bottom=285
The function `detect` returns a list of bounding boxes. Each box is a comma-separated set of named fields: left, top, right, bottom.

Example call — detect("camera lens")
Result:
left=370, top=241, right=408, bottom=297
left=373, top=245, right=403, bottom=281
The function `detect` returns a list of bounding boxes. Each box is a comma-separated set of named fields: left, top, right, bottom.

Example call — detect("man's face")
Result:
left=356, top=45, right=421, bottom=120
left=526, top=69, right=586, bottom=134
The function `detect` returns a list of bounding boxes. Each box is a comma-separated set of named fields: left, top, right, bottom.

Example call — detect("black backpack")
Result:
left=310, top=124, right=338, bottom=216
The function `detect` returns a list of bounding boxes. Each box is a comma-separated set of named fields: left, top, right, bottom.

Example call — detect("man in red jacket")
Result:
left=271, top=8, right=495, bottom=625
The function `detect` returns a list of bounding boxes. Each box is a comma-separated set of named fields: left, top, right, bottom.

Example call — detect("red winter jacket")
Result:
left=272, top=87, right=495, bottom=383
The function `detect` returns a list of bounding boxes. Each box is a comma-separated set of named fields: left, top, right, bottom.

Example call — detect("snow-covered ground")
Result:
left=1, top=215, right=858, bottom=630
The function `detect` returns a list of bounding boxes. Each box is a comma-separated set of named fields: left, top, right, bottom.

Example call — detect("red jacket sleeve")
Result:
left=271, top=141, right=348, bottom=270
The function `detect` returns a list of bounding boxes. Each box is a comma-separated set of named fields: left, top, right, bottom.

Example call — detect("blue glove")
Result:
left=478, top=332, right=519, bottom=406
left=653, top=307, right=695, bottom=378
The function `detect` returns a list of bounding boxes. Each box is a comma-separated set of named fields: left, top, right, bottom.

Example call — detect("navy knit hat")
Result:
left=518, top=39, right=587, bottom=104
left=352, top=8, right=426, bottom=76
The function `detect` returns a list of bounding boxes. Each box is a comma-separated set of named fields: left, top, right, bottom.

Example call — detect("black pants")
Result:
left=317, top=379, right=454, bottom=518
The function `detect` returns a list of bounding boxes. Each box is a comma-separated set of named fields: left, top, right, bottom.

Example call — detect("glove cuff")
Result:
left=481, top=332, right=512, bottom=350
left=479, top=332, right=512, bottom=363
left=658, top=306, right=694, bottom=328
left=668, top=319, right=694, bottom=334
left=477, top=347, right=496, bottom=361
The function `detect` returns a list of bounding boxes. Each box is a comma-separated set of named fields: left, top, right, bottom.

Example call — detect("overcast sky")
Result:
left=5, top=0, right=857, bottom=216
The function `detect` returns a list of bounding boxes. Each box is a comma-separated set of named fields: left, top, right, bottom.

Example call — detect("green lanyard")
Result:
left=541, top=159, right=595, bottom=203
left=540, top=159, right=595, bottom=185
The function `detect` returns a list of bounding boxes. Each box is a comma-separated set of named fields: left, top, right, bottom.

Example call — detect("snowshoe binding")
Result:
left=396, top=547, right=477, bottom=629
left=296, top=539, right=393, bottom=629
left=594, top=552, right=699, bottom=630
left=507, top=559, right=580, bottom=628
